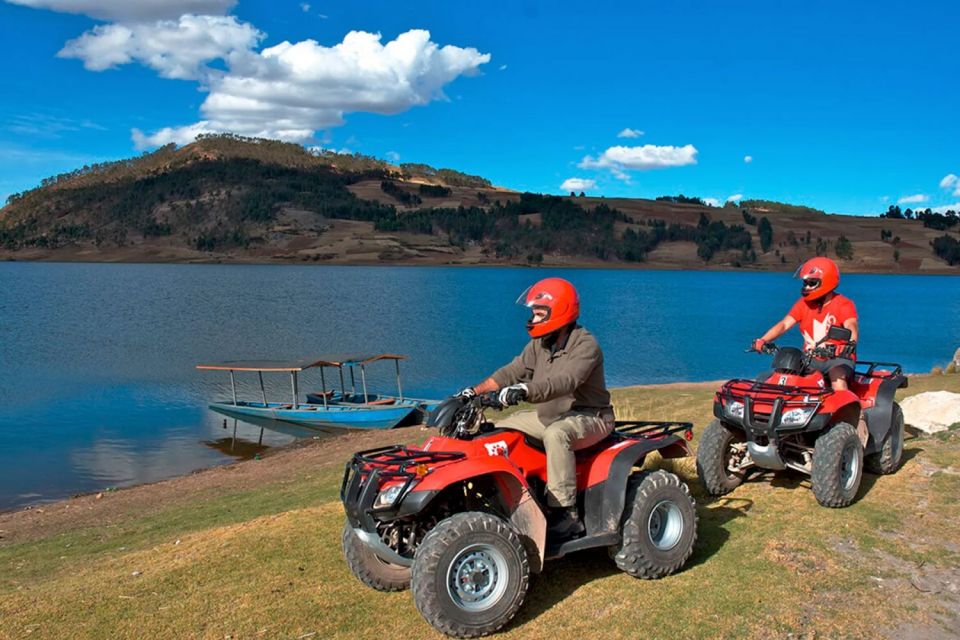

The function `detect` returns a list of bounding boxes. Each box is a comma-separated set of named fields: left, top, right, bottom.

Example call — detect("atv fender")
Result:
left=861, top=372, right=908, bottom=455
left=582, top=436, right=686, bottom=536
left=410, top=461, right=547, bottom=573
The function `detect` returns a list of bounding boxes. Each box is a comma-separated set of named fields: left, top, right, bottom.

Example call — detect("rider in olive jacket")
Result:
left=459, top=278, right=614, bottom=538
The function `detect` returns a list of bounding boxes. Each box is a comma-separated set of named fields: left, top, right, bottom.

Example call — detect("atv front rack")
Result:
left=341, top=445, right=463, bottom=500
left=614, top=421, right=693, bottom=441
left=341, top=445, right=465, bottom=528
left=719, top=378, right=830, bottom=399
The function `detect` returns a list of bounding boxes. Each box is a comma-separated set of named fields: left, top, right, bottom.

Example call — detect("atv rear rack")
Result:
left=854, top=361, right=903, bottom=379
left=614, top=421, right=693, bottom=441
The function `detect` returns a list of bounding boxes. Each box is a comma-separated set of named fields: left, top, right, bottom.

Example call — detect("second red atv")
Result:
left=697, top=325, right=908, bottom=508
left=341, top=393, right=698, bottom=637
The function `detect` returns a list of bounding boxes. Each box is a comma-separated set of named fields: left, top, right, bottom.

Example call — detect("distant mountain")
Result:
left=1, top=135, right=957, bottom=272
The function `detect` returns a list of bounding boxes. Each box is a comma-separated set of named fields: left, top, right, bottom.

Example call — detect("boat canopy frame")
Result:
left=196, top=354, right=408, bottom=409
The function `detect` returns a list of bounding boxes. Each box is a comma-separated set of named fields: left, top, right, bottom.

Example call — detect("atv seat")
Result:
left=521, top=434, right=620, bottom=459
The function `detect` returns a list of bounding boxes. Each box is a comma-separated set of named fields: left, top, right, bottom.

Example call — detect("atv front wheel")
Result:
left=696, top=419, right=748, bottom=496
left=865, top=403, right=905, bottom=475
left=614, top=470, right=698, bottom=579
left=341, top=522, right=411, bottom=592
left=412, top=512, right=529, bottom=638
left=812, top=422, right=863, bottom=508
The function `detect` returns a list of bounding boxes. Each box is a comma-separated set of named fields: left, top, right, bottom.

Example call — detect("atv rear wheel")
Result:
left=865, top=403, right=905, bottom=475
left=696, top=419, right=748, bottom=496
left=812, top=422, right=863, bottom=508
left=412, top=512, right=529, bottom=638
left=341, top=521, right=411, bottom=592
left=613, top=470, right=698, bottom=579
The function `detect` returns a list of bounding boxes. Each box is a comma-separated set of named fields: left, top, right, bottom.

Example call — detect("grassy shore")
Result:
left=2, top=375, right=959, bottom=640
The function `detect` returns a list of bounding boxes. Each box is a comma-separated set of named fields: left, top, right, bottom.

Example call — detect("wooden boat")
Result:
left=196, top=354, right=438, bottom=430
left=303, top=354, right=440, bottom=420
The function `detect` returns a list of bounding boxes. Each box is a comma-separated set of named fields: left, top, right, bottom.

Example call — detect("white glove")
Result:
left=455, top=387, right=477, bottom=399
left=498, top=383, right=529, bottom=407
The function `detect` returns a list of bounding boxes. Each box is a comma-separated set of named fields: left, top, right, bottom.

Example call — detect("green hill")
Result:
left=1, top=135, right=958, bottom=272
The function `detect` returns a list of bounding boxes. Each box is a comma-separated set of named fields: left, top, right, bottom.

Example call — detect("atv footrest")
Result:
left=546, top=532, right=622, bottom=560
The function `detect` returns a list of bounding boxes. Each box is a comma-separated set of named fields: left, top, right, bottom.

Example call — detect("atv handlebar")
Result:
left=745, top=342, right=778, bottom=355
left=477, top=391, right=504, bottom=410
left=746, top=338, right=855, bottom=362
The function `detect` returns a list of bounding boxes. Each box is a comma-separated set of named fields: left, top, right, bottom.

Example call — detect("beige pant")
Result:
left=497, top=410, right=615, bottom=508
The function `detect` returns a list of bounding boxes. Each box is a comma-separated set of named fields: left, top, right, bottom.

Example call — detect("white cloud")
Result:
left=929, top=202, right=960, bottom=213
left=939, top=173, right=960, bottom=197
left=499, top=64, right=507, bottom=71
left=726, top=193, right=743, bottom=202
left=617, top=128, right=644, bottom=139
left=579, top=144, right=698, bottom=176
left=384, top=150, right=400, bottom=163
left=19, top=2, right=491, bottom=148
left=703, top=198, right=721, bottom=207
left=560, top=178, right=596, bottom=192
left=897, top=193, right=929, bottom=205
left=140, top=29, right=489, bottom=146
left=7, top=0, right=235, bottom=21
left=58, top=14, right=263, bottom=80
left=743, top=155, right=753, bottom=164
left=299, top=2, right=310, bottom=11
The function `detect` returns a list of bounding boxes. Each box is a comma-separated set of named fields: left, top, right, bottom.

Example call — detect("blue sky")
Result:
left=1, top=0, right=958, bottom=215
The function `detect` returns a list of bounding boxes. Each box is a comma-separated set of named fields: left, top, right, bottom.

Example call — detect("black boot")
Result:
left=548, top=506, right=584, bottom=540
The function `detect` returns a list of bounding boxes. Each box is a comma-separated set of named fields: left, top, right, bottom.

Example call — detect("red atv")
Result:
left=697, top=326, right=907, bottom=508
left=341, top=393, right=698, bottom=637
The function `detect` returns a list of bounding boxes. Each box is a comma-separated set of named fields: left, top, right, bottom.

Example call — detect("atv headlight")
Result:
left=373, top=483, right=405, bottom=508
left=726, top=401, right=745, bottom=419
left=781, top=407, right=815, bottom=427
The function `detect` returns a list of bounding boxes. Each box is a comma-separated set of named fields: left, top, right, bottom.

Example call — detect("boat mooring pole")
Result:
left=258, top=428, right=264, bottom=446
left=319, top=367, right=328, bottom=408
left=395, top=359, right=404, bottom=401
left=230, top=371, right=237, bottom=405
left=291, top=372, right=299, bottom=409
left=360, top=365, right=369, bottom=403
left=339, top=367, right=346, bottom=399
left=350, top=367, right=356, bottom=398
left=231, top=419, right=237, bottom=452
left=258, top=371, right=267, bottom=408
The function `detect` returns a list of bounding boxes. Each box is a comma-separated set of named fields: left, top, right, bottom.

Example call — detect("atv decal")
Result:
left=484, top=440, right=508, bottom=457
left=779, top=375, right=789, bottom=385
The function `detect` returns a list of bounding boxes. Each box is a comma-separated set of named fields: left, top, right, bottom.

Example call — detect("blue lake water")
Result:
left=1, top=262, right=958, bottom=510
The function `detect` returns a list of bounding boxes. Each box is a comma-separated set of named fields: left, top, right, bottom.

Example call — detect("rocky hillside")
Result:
left=1, top=135, right=958, bottom=272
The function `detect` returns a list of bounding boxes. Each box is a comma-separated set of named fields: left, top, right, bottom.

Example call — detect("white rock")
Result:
left=901, top=391, right=960, bottom=434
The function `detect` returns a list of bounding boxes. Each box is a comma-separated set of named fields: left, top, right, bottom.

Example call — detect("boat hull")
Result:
left=209, top=401, right=417, bottom=430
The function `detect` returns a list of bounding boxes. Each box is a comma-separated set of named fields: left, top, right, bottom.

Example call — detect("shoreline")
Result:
left=0, top=371, right=945, bottom=521
left=2, top=254, right=958, bottom=276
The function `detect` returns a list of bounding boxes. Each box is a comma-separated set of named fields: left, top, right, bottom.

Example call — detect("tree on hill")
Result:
left=835, top=235, right=854, bottom=260
left=932, top=235, right=960, bottom=266
left=882, top=205, right=904, bottom=219
left=757, top=217, right=773, bottom=252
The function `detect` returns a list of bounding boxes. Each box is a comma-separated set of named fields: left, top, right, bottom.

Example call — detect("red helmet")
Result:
left=794, top=257, right=840, bottom=301
left=517, top=277, right=580, bottom=338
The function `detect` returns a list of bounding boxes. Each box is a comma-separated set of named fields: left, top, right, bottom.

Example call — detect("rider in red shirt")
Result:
left=753, top=257, right=859, bottom=392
